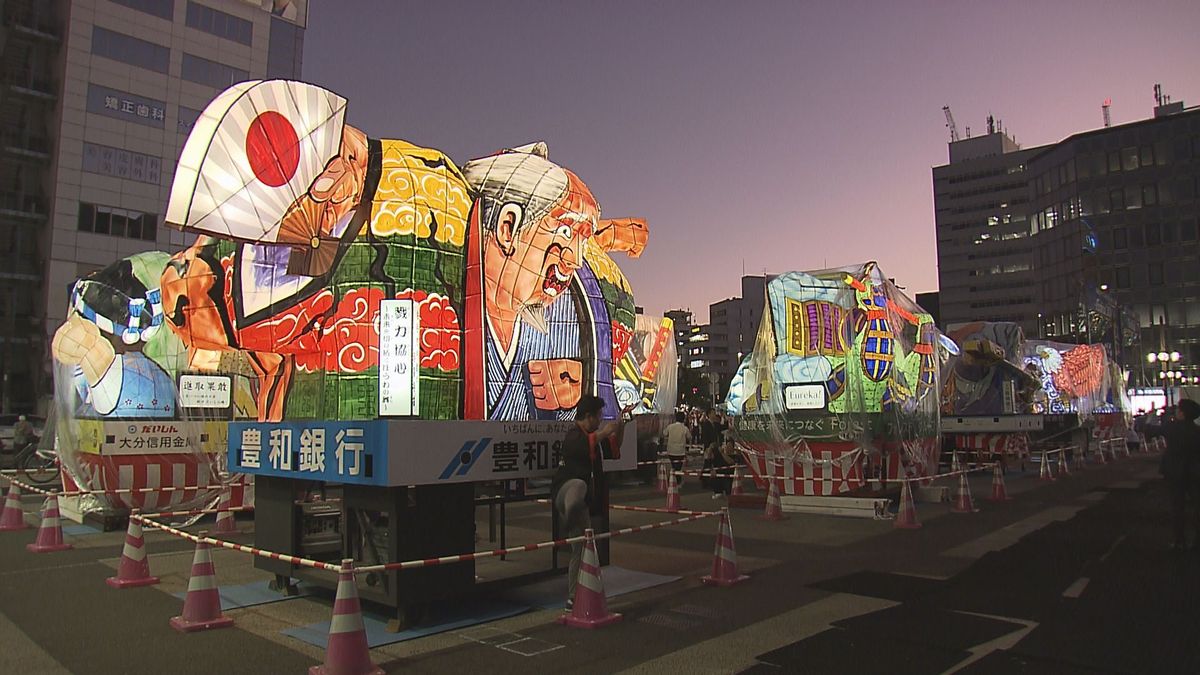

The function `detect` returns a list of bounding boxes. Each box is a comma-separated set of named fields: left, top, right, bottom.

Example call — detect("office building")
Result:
left=934, top=93, right=1200, bottom=382
left=0, top=0, right=307, bottom=414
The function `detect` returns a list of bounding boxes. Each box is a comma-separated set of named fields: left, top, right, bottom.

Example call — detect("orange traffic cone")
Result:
left=894, top=480, right=921, bottom=529
left=310, top=560, right=383, bottom=675
left=730, top=466, right=745, bottom=496
left=557, top=529, right=622, bottom=628
left=26, top=493, right=72, bottom=553
left=702, top=508, right=749, bottom=586
left=0, top=482, right=29, bottom=531
left=213, top=487, right=236, bottom=534
left=950, top=471, right=977, bottom=513
left=107, top=516, right=159, bottom=588
left=170, top=533, right=234, bottom=632
left=756, top=477, right=787, bottom=521
left=1058, top=448, right=1072, bottom=478
left=1038, top=451, right=1056, bottom=482
left=987, top=463, right=1011, bottom=502
left=665, top=471, right=681, bottom=512
left=655, top=459, right=669, bottom=494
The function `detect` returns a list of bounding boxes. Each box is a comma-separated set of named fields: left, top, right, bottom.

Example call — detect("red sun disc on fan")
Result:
left=245, top=111, right=300, bottom=187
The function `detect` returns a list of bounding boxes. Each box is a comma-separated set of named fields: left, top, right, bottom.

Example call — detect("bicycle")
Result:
left=14, top=440, right=60, bottom=486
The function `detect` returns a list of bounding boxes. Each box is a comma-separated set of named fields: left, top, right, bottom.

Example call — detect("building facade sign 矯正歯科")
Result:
left=86, top=83, right=165, bottom=128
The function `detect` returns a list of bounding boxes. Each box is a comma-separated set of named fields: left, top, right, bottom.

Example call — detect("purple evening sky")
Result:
left=302, top=0, right=1200, bottom=322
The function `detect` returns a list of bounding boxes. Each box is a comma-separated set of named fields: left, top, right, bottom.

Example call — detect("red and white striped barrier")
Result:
left=132, top=514, right=340, bottom=572
left=354, top=511, right=717, bottom=574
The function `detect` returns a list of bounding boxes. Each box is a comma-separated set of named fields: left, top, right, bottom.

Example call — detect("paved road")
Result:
left=1, top=453, right=1196, bottom=674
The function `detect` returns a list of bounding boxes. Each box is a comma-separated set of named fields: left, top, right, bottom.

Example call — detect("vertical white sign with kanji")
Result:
left=378, top=299, right=420, bottom=416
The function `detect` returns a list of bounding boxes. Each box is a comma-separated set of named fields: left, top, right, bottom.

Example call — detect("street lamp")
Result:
left=1148, top=351, right=1184, bottom=407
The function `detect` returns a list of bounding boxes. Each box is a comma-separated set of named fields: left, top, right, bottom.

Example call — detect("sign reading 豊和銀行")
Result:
left=228, top=420, right=635, bottom=486
left=229, top=420, right=388, bottom=486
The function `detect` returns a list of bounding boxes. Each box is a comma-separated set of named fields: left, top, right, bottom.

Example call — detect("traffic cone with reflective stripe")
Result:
left=702, top=508, right=749, bottom=586
left=26, top=493, right=72, bottom=553
left=950, top=470, right=977, bottom=513
left=213, top=487, right=236, bottom=534
left=756, top=477, right=787, bottom=521
left=988, top=463, right=1011, bottom=502
left=170, top=533, right=233, bottom=632
left=310, top=560, right=383, bottom=675
left=1038, top=451, right=1056, bottom=482
left=107, top=516, right=159, bottom=588
left=655, top=459, right=669, bottom=494
left=730, top=466, right=745, bottom=496
left=1057, top=449, right=1072, bottom=477
left=893, top=481, right=922, bottom=529
left=557, top=529, right=622, bottom=628
left=0, top=482, right=28, bottom=531
left=665, top=471, right=680, bottom=513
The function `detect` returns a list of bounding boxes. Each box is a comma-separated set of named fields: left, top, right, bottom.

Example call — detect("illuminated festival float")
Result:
left=724, top=263, right=957, bottom=501
left=49, top=80, right=674, bottom=623
left=940, top=322, right=1129, bottom=461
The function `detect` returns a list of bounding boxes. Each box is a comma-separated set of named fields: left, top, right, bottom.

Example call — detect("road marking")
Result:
left=943, top=505, right=1085, bottom=559
left=617, top=593, right=897, bottom=674
left=1100, top=534, right=1127, bottom=562
left=941, top=611, right=1039, bottom=675
left=456, top=626, right=564, bottom=656
left=1062, top=577, right=1090, bottom=598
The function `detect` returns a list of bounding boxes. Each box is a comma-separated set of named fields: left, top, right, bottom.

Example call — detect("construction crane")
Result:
left=942, top=106, right=960, bottom=142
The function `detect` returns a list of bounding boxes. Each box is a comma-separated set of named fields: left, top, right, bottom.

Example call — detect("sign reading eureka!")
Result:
left=784, top=383, right=827, bottom=410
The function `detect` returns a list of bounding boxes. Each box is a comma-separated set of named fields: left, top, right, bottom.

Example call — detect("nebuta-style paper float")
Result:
left=49, top=80, right=670, bottom=514
left=725, top=262, right=956, bottom=496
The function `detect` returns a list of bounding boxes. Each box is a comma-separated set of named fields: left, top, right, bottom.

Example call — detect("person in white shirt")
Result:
left=661, top=411, right=690, bottom=484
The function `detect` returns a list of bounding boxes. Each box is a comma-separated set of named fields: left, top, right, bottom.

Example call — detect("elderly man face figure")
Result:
left=464, top=145, right=611, bottom=419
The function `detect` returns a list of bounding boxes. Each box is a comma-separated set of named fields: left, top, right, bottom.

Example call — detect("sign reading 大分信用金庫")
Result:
left=178, top=374, right=232, bottom=409
left=784, top=383, right=827, bottom=410
left=228, top=420, right=636, bottom=487
left=378, top=299, right=420, bottom=417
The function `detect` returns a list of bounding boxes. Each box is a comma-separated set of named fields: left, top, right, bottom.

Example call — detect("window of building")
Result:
left=1148, top=263, right=1164, bottom=285
left=1163, top=222, right=1175, bottom=243
left=109, top=0, right=174, bottom=20
left=1125, top=185, right=1142, bottom=210
left=1143, top=184, right=1158, bottom=206
left=1129, top=225, right=1144, bottom=248
left=181, top=53, right=249, bottom=89
left=1182, top=220, right=1198, bottom=241
left=77, top=202, right=158, bottom=241
left=1146, top=223, right=1161, bottom=246
left=186, top=2, right=253, bottom=46
left=1109, top=188, right=1125, bottom=211
left=1140, top=145, right=1154, bottom=167
left=1112, top=226, right=1128, bottom=249
left=177, top=106, right=203, bottom=135
left=82, top=142, right=162, bottom=185
left=1121, top=147, right=1139, bottom=171
left=1107, top=150, right=1121, bottom=173
left=266, top=17, right=304, bottom=79
left=91, top=26, right=170, bottom=74
left=1115, top=267, right=1131, bottom=289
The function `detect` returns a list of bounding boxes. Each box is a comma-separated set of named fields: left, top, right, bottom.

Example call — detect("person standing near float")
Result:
left=551, top=395, right=633, bottom=606
left=1161, top=398, right=1200, bottom=550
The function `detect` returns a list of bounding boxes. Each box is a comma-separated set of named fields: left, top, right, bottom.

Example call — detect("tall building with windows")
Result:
left=934, top=96, right=1200, bottom=382
left=0, top=0, right=307, bottom=414
left=933, top=127, right=1040, bottom=335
